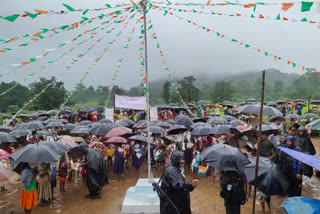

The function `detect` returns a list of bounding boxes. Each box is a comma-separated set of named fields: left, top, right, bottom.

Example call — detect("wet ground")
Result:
left=1, top=138, right=320, bottom=214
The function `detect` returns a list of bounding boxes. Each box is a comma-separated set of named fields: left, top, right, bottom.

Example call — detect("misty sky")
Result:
left=0, top=0, right=319, bottom=91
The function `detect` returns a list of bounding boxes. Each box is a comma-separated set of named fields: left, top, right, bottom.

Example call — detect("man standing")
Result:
left=259, top=133, right=277, bottom=160
left=160, top=150, right=198, bottom=214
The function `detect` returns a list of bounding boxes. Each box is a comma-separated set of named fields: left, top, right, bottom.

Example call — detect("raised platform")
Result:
left=121, top=178, right=160, bottom=214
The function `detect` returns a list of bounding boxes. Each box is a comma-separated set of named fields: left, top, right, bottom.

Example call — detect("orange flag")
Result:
left=259, top=14, right=264, bottom=18
left=281, top=3, right=293, bottom=11
left=302, top=66, right=306, bottom=71
left=244, top=4, right=255, bottom=8
left=21, top=62, right=31, bottom=66
left=206, top=0, right=212, bottom=6
left=274, top=56, right=277, bottom=61
left=34, top=9, right=49, bottom=14
left=287, top=61, right=291, bottom=65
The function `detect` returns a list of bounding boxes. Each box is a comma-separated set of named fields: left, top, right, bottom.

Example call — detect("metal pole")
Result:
left=252, top=70, right=266, bottom=214
left=142, top=0, right=151, bottom=182
left=308, top=96, right=311, bottom=111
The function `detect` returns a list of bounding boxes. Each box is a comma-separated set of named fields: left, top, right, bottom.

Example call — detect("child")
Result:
left=260, top=191, right=271, bottom=214
left=59, top=155, right=68, bottom=192
left=80, top=157, right=86, bottom=186
left=113, top=146, right=125, bottom=182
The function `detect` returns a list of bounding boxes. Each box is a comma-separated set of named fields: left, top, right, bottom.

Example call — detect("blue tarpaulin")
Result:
left=278, top=146, right=320, bottom=170
left=281, top=197, right=320, bottom=214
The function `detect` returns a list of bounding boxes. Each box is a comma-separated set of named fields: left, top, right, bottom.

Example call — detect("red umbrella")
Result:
left=0, top=149, right=9, bottom=160
left=89, top=141, right=107, bottom=160
left=105, top=127, right=132, bottom=138
left=106, top=136, right=128, bottom=144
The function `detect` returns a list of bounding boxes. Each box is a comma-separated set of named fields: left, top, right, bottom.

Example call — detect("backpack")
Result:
left=220, top=171, right=247, bottom=205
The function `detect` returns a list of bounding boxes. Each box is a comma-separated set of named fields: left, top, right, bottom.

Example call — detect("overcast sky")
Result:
left=0, top=0, right=319, bottom=90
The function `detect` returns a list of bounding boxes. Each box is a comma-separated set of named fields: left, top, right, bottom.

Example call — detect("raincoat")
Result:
left=295, top=127, right=316, bottom=177
left=160, top=150, right=194, bottom=214
left=79, top=142, right=108, bottom=197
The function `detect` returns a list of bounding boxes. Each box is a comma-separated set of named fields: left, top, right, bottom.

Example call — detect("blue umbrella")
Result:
left=281, top=197, right=320, bottom=214
left=278, top=146, right=320, bottom=170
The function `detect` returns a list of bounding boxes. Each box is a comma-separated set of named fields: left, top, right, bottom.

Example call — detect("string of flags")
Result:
left=138, top=24, right=147, bottom=96
left=154, top=4, right=320, bottom=26
left=0, top=3, right=135, bottom=22
left=0, top=6, right=133, bottom=47
left=152, top=6, right=318, bottom=73
left=151, top=1, right=319, bottom=13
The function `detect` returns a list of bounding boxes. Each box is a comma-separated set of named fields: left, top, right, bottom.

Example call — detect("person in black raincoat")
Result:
left=160, top=150, right=198, bottom=214
left=294, top=126, right=316, bottom=177
left=79, top=142, right=108, bottom=199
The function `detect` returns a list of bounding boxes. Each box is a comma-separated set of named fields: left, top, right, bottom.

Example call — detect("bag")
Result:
left=220, top=172, right=247, bottom=205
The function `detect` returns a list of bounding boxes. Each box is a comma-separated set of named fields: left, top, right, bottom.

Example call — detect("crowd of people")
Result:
left=0, top=102, right=318, bottom=214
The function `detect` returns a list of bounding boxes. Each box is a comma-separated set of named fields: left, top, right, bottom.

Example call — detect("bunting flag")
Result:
left=0, top=5, right=133, bottom=49
left=154, top=4, right=320, bottom=26
left=0, top=3, right=135, bottom=22
left=153, top=6, right=317, bottom=73
left=60, top=13, right=137, bottom=111
left=104, top=21, right=138, bottom=108
left=146, top=14, right=189, bottom=106
left=138, top=27, right=147, bottom=96
left=150, top=0, right=318, bottom=13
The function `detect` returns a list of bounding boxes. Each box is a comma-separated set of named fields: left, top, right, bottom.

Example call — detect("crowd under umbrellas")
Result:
left=0, top=100, right=319, bottom=213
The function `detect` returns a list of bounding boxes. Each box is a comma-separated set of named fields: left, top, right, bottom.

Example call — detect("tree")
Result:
left=210, top=81, right=235, bottom=103
left=177, top=76, right=199, bottom=103
left=273, top=80, right=284, bottom=92
left=162, top=81, right=170, bottom=104
left=0, top=82, right=30, bottom=112
left=29, top=77, right=68, bottom=110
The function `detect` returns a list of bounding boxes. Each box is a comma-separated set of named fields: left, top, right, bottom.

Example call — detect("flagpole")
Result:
left=142, top=0, right=151, bottom=182
left=252, top=70, right=266, bottom=214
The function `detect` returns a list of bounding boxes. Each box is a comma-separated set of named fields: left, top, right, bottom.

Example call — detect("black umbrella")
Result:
left=244, top=156, right=274, bottom=183
left=212, top=125, right=239, bottom=135
left=36, top=131, right=53, bottom=137
left=128, top=135, right=148, bottom=143
left=230, top=120, right=246, bottom=127
left=25, top=121, right=45, bottom=130
left=197, top=100, right=207, bottom=104
left=297, top=102, right=306, bottom=107
left=0, top=132, right=17, bottom=142
left=134, top=120, right=148, bottom=129
left=46, top=121, right=64, bottom=128
left=79, top=120, right=93, bottom=127
left=149, top=126, right=166, bottom=135
left=260, top=124, right=280, bottom=132
left=121, top=119, right=136, bottom=127
left=89, top=124, right=112, bottom=136
left=311, top=100, right=320, bottom=105
left=16, top=114, right=28, bottom=118
left=10, top=142, right=61, bottom=163
left=306, top=118, right=320, bottom=131
left=269, top=116, right=285, bottom=123
left=236, top=104, right=283, bottom=116
left=63, top=124, right=77, bottom=131
left=247, top=98, right=257, bottom=102
left=207, top=117, right=229, bottom=125
left=157, top=122, right=171, bottom=129
left=71, top=126, right=90, bottom=134
left=45, top=141, right=69, bottom=154
left=10, top=129, right=31, bottom=137
left=96, top=106, right=104, bottom=112
left=294, top=99, right=304, bottom=103
left=112, top=121, right=127, bottom=128
left=168, top=103, right=176, bottom=106
left=63, top=107, right=73, bottom=112
left=190, top=122, right=212, bottom=129
left=276, top=100, right=286, bottom=104
left=222, top=115, right=236, bottom=121
left=163, top=136, right=177, bottom=144
left=48, top=110, right=58, bottom=115
left=199, top=144, right=250, bottom=171
left=44, top=119, right=60, bottom=125
left=167, top=125, right=188, bottom=135
left=187, top=103, right=195, bottom=107
left=167, top=119, right=176, bottom=125
left=285, top=114, right=302, bottom=119
left=98, top=119, right=113, bottom=124
left=0, top=126, right=13, bottom=133
left=191, top=126, right=215, bottom=136
left=266, top=102, right=277, bottom=107
left=303, top=113, right=319, bottom=119
left=174, top=115, right=194, bottom=127
left=150, top=120, right=162, bottom=125
left=79, top=108, right=89, bottom=113
left=38, top=112, right=50, bottom=117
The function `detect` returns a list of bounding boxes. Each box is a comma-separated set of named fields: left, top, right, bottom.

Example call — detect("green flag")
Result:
left=276, top=14, right=280, bottom=20
left=83, top=9, right=89, bottom=15
left=62, top=3, right=76, bottom=11
left=105, top=4, right=112, bottom=8
left=2, top=14, right=20, bottom=22
left=301, top=2, right=313, bottom=12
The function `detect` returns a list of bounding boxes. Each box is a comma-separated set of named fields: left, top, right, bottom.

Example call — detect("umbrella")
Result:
left=222, top=115, right=236, bottom=121
left=230, top=120, right=246, bottom=127
left=78, top=108, right=89, bottom=113
left=168, top=103, right=176, bottom=106
left=106, top=127, right=132, bottom=138
left=0, top=126, right=12, bottom=133
left=149, top=126, right=166, bottom=135
left=16, top=114, right=28, bottom=118
left=79, top=120, right=93, bottom=126
left=16, top=121, right=45, bottom=130
left=10, top=142, right=61, bottom=163
left=0, top=149, right=9, bottom=160
left=260, top=124, right=280, bottom=132
left=197, top=100, right=207, bottom=104
left=174, top=115, right=194, bottom=127
left=128, top=135, right=148, bottom=143
left=303, top=113, right=319, bottom=119
left=112, top=121, right=127, bottom=128
left=150, top=120, right=162, bottom=125
left=10, top=129, right=31, bottom=137
left=167, top=119, right=176, bottom=125
left=157, top=122, right=171, bottom=129
left=214, top=104, right=223, bottom=109
left=120, top=119, right=136, bottom=127
left=59, top=141, right=79, bottom=149
left=278, top=146, right=320, bottom=170
left=0, top=132, right=17, bottom=142
left=294, top=99, right=304, bottom=103
left=0, top=166, right=20, bottom=187
left=106, top=136, right=128, bottom=144
left=244, top=156, right=274, bottom=182
left=207, top=117, right=229, bottom=125
left=199, top=144, right=250, bottom=171
left=310, top=100, right=320, bottom=105
left=64, top=124, right=77, bottom=131
left=190, top=122, right=212, bottom=129
left=89, top=123, right=112, bottom=136
left=96, top=106, right=104, bottom=112
left=63, top=107, right=73, bottom=112
left=266, top=102, right=277, bottom=107
left=45, top=141, right=69, bottom=154
left=48, top=110, right=58, bottom=115
left=36, top=131, right=53, bottom=137
left=191, top=126, right=215, bottom=136
left=277, top=100, right=286, bottom=104
left=236, top=104, right=283, bottom=116
left=134, top=120, right=148, bottom=129
left=285, top=114, right=302, bottom=119
left=297, top=102, right=306, bottom=107
left=59, top=119, right=69, bottom=124
left=98, top=119, right=113, bottom=124
left=167, top=125, right=188, bottom=135
left=247, top=98, right=257, bottom=102
left=44, top=119, right=60, bottom=124
left=280, top=197, right=320, bottom=214
left=307, top=118, right=320, bottom=131
left=269, top=116, right=285, bottom=123
left=38, top=112, right=50, bottom=117
left=71, top=126, right=90, bottom=135
left=46, top=121, right=64, bottom=128
left=212, top=125, right=239, bottom=135
left=163, top=136, right=177, bottom=144
left=88, top=141, right=107, bottom=160
left=57, top=135, right=84, bottom=143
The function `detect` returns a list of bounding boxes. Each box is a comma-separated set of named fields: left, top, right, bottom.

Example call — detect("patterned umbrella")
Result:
left=0, top=149, right=9, bottom=160
left=106, top=136, right=128, bottom=144
left=0, top=166, right=20, bottom=187
left=105, top=127, right=132, bottom=138
left=89, top=141, right=108, bottom=160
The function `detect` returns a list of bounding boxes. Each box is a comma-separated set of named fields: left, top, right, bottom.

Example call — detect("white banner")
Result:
left=114, top=94, right=147, bottom=110
left=105, top=108, right=114, bottom=122
left=150, top=107, right=158, bottom=121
